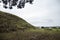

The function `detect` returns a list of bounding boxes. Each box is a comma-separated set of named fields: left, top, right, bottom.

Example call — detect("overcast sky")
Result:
left=0, top=0, right=60, bottom=27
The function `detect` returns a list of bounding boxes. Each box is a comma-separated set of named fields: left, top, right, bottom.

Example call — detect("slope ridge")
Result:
left=0, top=11, right=35, bottom=33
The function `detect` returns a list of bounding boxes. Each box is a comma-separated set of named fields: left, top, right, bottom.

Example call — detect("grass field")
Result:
left=0, top=28, right=60, bottom=40
left=0, top=11, right=60, bottom=40
left=17, top=28, right=60, bottom=40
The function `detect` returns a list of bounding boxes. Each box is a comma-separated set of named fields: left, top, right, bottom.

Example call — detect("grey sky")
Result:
left=0, top=0, right=60, bottom=26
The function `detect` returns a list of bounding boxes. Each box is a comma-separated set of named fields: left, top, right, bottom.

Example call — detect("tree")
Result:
left=0, top=0, right=34, bottom=9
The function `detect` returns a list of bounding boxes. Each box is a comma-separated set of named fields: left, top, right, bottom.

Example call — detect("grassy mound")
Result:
left=0, top=11, right=35, bottom=40
left=0, top=11, right=60, bottom=40
left=0, top=11, right=35, bottom=33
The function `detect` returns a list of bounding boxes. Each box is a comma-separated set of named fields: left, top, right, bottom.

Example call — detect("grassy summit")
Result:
left=0, top=11, right=35, bottom=40
left=0, top=11, right=34, bottom=33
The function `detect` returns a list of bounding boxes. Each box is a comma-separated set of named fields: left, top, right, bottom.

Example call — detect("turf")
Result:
left=0, top=11, right=60, bottom=40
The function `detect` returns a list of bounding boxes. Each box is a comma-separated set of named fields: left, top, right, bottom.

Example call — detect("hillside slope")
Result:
left=0, top=11, right=35, bottom=32
left=0, top=11, right=60, bottom=40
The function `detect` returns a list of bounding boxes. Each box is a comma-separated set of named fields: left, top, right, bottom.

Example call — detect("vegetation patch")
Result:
left=0, top=11, right=60, bottom=40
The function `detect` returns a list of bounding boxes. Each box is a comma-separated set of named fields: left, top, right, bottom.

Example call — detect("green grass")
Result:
left=17, top=28, right=60, bottom=40
left=0, top=11, right=60, bottom=40
left=0, top=11, right=35, bottom=33
left=0, top=28, right=60, bottom=40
